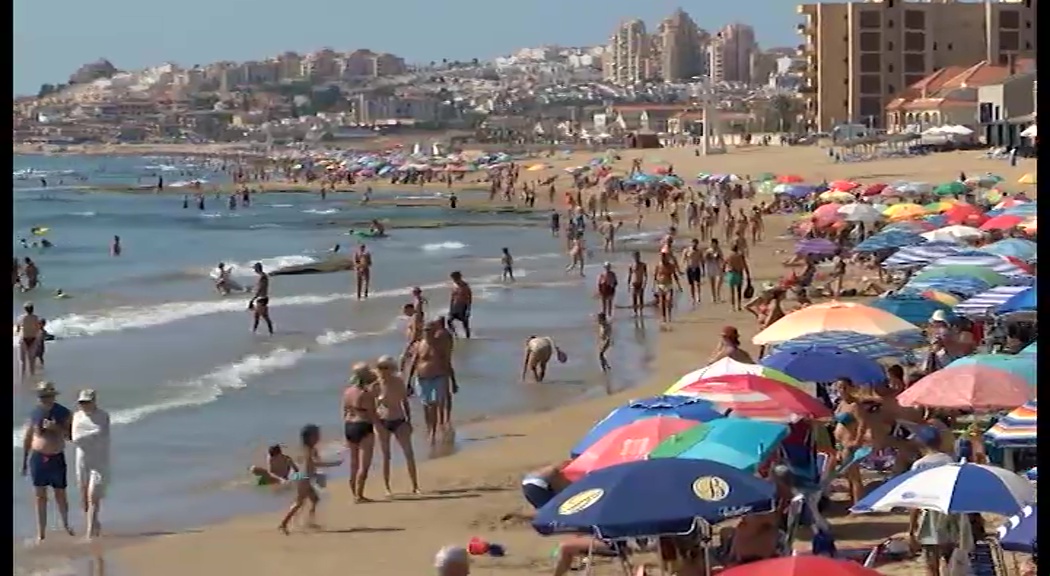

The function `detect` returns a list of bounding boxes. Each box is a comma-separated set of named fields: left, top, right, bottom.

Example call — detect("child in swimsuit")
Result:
left=277, top=424, right=341, bottom=534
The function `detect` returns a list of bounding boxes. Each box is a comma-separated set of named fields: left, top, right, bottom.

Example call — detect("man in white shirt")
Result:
left=71, top=389, right=111, bottom=539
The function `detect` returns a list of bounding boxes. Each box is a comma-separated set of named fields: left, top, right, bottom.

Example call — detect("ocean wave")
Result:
left=422, top=241, right=467, bottom=251
left=142, top=164, right=182, bottom=172
left=169, top=179, right=209, bottom=188
left=208, top=255, right=318, bottom=279
left=476, top=251, right=560, bottom=263
left=268, top=203, right=294, bottom=208
left=69, top=211, right=96, bottom=217
left=302, top=208, right=339, bottom=215
left=249, top=223, right=285, bottom=229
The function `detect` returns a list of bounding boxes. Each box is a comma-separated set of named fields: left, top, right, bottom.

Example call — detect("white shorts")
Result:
left=76, top=457, right=108, bottom=500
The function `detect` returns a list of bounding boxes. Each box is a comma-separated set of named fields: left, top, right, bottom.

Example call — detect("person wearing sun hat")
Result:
left=71, top=388, right=111, bottom=539
left=20, top=381, right=75, bottom=542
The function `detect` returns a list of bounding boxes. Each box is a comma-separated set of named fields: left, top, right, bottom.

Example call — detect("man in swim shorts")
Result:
left=406, top=322, right=456, bottom=447
left=20, top=381, right=75, bottom=542
left=249, top=262, right=274, bottom=334
left=447, top=271, right=473, bottom=339
left=723, top=245, right=750, bottom=312
left=652, top=251, right=682, bottom=325
left=626, top=251, right=648, bottom=320
left=353, top=244, right=372, bottom=300
left=681, top=238, right=705, bottom=306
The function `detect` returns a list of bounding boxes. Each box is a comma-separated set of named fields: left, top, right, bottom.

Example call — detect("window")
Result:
left=1000, top=10, right=1020, bottom=29
left=887, top=41, right=895, bottom=50
left=859, top=10, right=881, bottom=29
left=859, top=97, right=883, bottom=125
left=947, top=43, right=953, bottom=51
left=859, top=32, right=881, bottom=52
left=904, top=53, right=926, bottom=74
left=979, top=103, right=993, bottom=124
left=1026, top=41, right=1032, bottom=50
left=888, top=64, right=895, bottom=73
left=905, top=74, right=926, bottom=87
left=904, top=10, right=926, bottom=29
left=933, top=42, right=938, bottom=50
left=860, top=53, right=881, bottom=73
left=887, top=19, right=895, bottom=29
left=999, top=31, right=1019, bottom=51
left=904, top=32, right=926, bottom=52
left=888, top=84, right=896, bottom=94
left=859, top=75, right=882, bottom=94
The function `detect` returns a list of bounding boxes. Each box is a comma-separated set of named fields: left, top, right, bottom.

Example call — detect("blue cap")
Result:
left=914, top=425, right=940, bottom=447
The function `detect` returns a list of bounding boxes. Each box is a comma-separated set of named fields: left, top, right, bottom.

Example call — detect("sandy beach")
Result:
left=19, top=144, right=1034, bottom=575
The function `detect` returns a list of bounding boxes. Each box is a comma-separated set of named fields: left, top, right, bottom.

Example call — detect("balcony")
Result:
left=796, top=23, right=813, bottom=36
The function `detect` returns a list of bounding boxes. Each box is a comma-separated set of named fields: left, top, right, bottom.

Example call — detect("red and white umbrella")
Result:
left=673, top=375, right=831, bottom=422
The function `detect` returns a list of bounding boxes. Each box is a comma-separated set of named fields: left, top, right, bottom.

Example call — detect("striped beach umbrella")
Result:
left=666, top=357, right=803, bottom=395
left=768, top=330, right=919, bottom=361
left=952, top=285, right=1033, bottom=316
left=996, top=504, right=1037, bottom=554
left=905, top=276, right=992, bottom=297
left=672, top=374, right=832, bottom=422
left=881, top=242, right=966, bottom=269
left=854, top=230, right=926, bottom=252
left=980, top=238, right=1038, bottom=261
left=925, top=254, right=1033, bottom=277
left=984, top=401, right=1037, bottom=448
left=852, top=463, right=1036, bottom=515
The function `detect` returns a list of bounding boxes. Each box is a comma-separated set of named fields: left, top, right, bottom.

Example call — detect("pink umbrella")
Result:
left=813, top=203, right=844, bottom=219
left=897, top=365, right=1031, bottom=411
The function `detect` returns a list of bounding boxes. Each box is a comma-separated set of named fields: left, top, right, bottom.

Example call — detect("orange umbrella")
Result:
left=944, top=203, right=988, bottom=226
left=980, top=214, right=1025, bottom=231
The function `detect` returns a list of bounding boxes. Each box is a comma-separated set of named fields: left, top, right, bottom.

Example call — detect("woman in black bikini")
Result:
left=342, top=363, right=378, bottom=503
left=373, top=355, right=420, bottom=496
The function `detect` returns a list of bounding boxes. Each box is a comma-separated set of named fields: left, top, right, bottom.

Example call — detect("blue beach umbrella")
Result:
left=1002, top=203, right=1038, bottom=217
left=997, top=505, right=1037, bottom=553
left=760, top=345, right=887, bottom=386
left=769, top=330, right=919, bottom=361
left=852, top=462, right=1036, bottom=516
left=905, top=276, right=991, bottom=297
left=996, top=283, right=1037, bottom=314
left=855, top=230, right=927, bottom=253
left=953, top=285, right=1033, bottom=317
left=881, top=242, right=966, bottom=269
left=532, top=459, right=776, bottom=538
left=869, top=294, right=955, bottom=326
left=647, top=419, right=789, bottom=473
left=980, top=238, right=1038, bottom=261
left=948, top=355, right=1036, bottom=388
left=662, top=175, right=684, bottom=187
left=570, top=396, right=725, bottom=458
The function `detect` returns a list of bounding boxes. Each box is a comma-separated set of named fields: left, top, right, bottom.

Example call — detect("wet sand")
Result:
left=29, top=145, right=1034, bottom=575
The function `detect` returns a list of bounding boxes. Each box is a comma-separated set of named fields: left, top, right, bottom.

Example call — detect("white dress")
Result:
left=71, top=408, right=111, bottom=499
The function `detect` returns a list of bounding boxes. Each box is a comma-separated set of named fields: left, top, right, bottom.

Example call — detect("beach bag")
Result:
left=742, top=281, right=755, bottom=299
left=556, top=348, right=568, bottom=364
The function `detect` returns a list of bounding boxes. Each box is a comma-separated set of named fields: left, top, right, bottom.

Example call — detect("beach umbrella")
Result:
left=920, top=225, right=983, bottom=243
left=911, top=264, right=1008, bottom=286
left=980, top=238, right=1038, bottom=261
left=882, top=220, right=937, bottom=233
left=759, top=345, right=887, bottom=386
left=868, top=294, right=955, bottom=326
left=904, top=276, right=992, bottom=297
left=854, top=230, right=927, bottom=252
left=753, top=301, right=921, bottom=346
left=994, top=198, right=1028, bottom=210
left=775, top=184, right=815, bottom=198
left=777, top=174, right=804, bottom=184
left=996, top=283, right=1037, bottom=314
left=852, top=462, right=1036, bottom=516
left=1021, top=341, right=1037, bottom=354
left=562, top=417, right=700, bottom=481
left=1000, top=202, right=1038, bottom=217
left=926, top=254, right=1032, bottom=277
left=794, top=237, right=839, bottom=256
left=532, top=459, right=776, bottom=538
left=933, top=181, right=968, bottom=196
left=896, top=365, right=1031, bottom=410
left=673, top=375, right=832, bottom=422
left=953, top=285, right=1033, bottom=317
left=1019, top=216, right=1037, bottom=234
left=661, top=175, right=684, bottom=187
left=895, top=182, right=933, bottom=195
left=996, top=505, right=1037, bottom=553
left=984, top=401, right=1037, bottom=448
left=861, top=183, right=887, bottom=196
left=965, top=174, right=1004, bottom=188
left=980, top=214, right=1025, bottom=231
left=943, top=203, right=988, bottom=226
left=812, top=203, right=844, bottom=218
left=648, top=419, right=789, bottom=473
left=921, top=214, right=949, bottom=228
left=719, top=556, right=882, bottom=576
left=818, top=190, right=854, bottom=203
left=754, top=172, right=776, bottom=182
left=883, top=203, right=928, bottom=221
left=924, top=201, right=956, bottom=213
left=768, top=330, right=917, bottom=361
left=570, top=396, right=725, bottom=458
left=665, top=357, right=804, bottom=395
left=837, top=203, right=883, bottom=222
left=881, top=242, right=965, bottom=269
left=1017, top=173, right=1037, bottom=185
left=526, top=163, right=549, bottom=172
left=830, top=180, right=860, bottom=191
left=918, top=289, right=961, bottom=307
left=948, top=354, right=1036, bottom=388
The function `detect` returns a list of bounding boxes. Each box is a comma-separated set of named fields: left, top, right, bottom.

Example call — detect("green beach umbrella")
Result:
left=754, top=172, right=776, bottom=182
left=648, top=419, right=790, bottom=473
left=912, top=264, right=1009, bottom=286
left=934, top=181, right=968, bottom=196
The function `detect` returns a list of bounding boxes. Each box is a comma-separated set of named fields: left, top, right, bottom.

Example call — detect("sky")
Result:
left=13, top=0, right=803, bottom=96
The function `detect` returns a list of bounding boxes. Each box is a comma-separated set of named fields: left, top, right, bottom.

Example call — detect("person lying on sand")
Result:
left=249, top=444, right=297, bottom=486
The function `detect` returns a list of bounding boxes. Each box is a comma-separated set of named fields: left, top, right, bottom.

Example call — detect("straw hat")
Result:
left=35, top=381, right=59, bottom=398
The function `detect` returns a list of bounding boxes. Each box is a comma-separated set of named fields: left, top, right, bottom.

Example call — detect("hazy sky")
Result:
left=13, top=0, right=802, bottom=95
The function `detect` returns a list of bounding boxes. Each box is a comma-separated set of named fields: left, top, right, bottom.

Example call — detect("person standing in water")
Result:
left=249, top=262, right=274, bottom=335
left=110, top=236, right=121, bottom=257
left=596, top=312, right=612, bottom=373
left=353, top=244, right=372, bottom=300
left=596, top=262, right=618, bottom=317
left=16, top=302, right=44, bottom=378
left=23, top=257, right=40, bottom=291
left=447, top=271, right=472, bottom=339
left=342, top=363, right=378, bottom=503
left=626, top=251, right=648, bottom=320
left=373, top=355, right=420, bottom=496
left=21, top=381, right=76, bottom=542
left=71, top=389, right=110, bottom=540
left=405, top=323, right=455, bottom=447
left=565, top=236, right=586, bottom=277
left=500, top=248, right=515, bottom=282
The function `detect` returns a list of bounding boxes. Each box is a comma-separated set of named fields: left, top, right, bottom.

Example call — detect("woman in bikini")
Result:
left=373, top=355, right=420, bottom=496
left=277, top=424, right=341, bottom=534
left=744, top=285, right=786, bottom=358
left=342, top=363, right=379, bottom=503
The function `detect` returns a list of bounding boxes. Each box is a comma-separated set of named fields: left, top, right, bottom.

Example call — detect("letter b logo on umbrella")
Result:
left=692, top=476, right=730, bottom=502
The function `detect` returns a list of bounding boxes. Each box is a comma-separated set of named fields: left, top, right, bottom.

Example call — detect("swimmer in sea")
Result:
left=40, top=239, right=53, bottom=249
left=215, top=263, right=233, bottom=295
left=447, top=271, right=473, bottom=339
left=249, top=262, right=274, bottom=335
left=249, top=444, right=297, bottom=486
left=369, top=219, right=386, bottom=236
left=373, top=355, right=420, bottom=496
left=16, top=302, right=44, bottom=377
left=353, top=244, right=372, bottom=300
left=596, top=312, right=612, bottom=372
left=520, top=335, right=565, bottom=383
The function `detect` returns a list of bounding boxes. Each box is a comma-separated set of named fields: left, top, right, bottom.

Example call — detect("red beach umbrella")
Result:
left=862, top=183, right=887, bottom=196
left=562, top=416, right=698, bottom=481
left=719, top=556, right=882, bottom=576
left=980, top=214, right=1025, bottom=231
left=897, top=365, right=1031, bottom=411
left=673, top=375, right=831, bottom=422
left=777, top=174, right=804, bottom=184
left=830, top=180, right=860, bottom=191
left=944, top=203, right=988, bottom=226
left=813, top=203, right=844, bottom=219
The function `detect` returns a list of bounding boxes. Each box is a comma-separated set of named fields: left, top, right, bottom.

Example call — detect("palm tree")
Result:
left=768, top=95, right=795, bottom=133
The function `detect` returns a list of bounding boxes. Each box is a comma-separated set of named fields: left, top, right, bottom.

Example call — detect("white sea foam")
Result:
left=422, top=241, right=467, bottom=251
left=69, top=211, right=97, bottom=217
left=302, top=208, right=339, bottom=215
left=142, top=164, right=182, bottom=172
left=168, top=179, right=209, bottom=188
left=209, top=255, right=319, bottom=279
left=268, top=203, right=294, bottom=208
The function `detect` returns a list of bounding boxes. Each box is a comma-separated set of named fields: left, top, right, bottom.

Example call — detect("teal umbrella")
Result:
left=1021, top=342, right=1037, bottom=355
left=934, top=181, right=968, bottom=196
left=947, top=354, right=1036, bottom=388
left=648, top=418, right=789, bottom=473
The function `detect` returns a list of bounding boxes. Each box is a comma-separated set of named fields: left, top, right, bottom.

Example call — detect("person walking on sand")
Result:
left=373, top=355, right=420, bottom=496
left=431, top=319, right=458, bottom=432
left=653, top=251, right=682, bottom=325
left=71, top=389, right=110, bottom=540
left=405, top=323, right=456, bottom=447
left=15, top=301, right=43, bottom=378
left=723, top=245, right=750, bottom=312
left=21, top=381, right=75, bottom=542
left=521, top=335, right=566, bottom=383
left=626, top=251, right=648, bottom=320
left=249, top=262, right=274, bottom=335
left=342, top=363, right=379, bottom=503
left=447, top=271, right=473, bottom=339
left=353, top=244, right=372, bottom=300
left=596, top=312, right=612, bottom=372
left=703, top=239, right=724, bottom=304
left=681, top=238, right=705, bottom=306
left=277, top=424, right=341, bottom=534
left=596, top=262, right=618, bottom=317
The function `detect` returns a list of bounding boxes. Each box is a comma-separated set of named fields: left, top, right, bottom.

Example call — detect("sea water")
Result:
left=11, top=155, right=651, bottom=550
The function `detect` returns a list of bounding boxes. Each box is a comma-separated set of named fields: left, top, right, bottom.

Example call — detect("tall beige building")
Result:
left=603, top=19, right=654, bottom=85
left=798, top=0, right=1038, bottom=131
left=656, top=9, right=709, bottom=81
left=709, top=23, right=757, bottom=84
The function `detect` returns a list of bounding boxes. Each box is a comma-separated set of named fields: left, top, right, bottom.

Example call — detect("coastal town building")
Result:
left=797, top=0, right=1038, bottom=131
left=709, top=24, right=757, bottom=85
left=602, top=19, right=654, bottom=85
left=655, top=10, right=710, bottom=82
left=976, top=69, right=1036, bottom=148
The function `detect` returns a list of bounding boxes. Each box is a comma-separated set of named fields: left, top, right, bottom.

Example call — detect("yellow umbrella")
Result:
left=527, top=164, right=549, bottom=172
left=665, top=357, right=804, bottom=395
left=752, top=301, right=921, bottom=345
left=818, top=190, right=854, bottom=203
left=919, top=290, right=961, bottom=307
left=924, top=201, right=956, bottom=213
left=882, top=203, right=926, bottom=221
left=1018, top=173, right=1037, bottom=185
